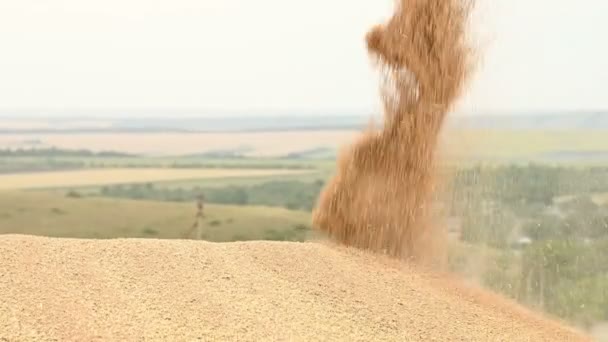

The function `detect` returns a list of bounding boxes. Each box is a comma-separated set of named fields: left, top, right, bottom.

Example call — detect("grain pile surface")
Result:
left=0, top=235, right=589, bottom=341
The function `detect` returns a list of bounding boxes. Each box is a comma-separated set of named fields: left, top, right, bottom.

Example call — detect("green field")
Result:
left=0, top=191, right=314, bottom=242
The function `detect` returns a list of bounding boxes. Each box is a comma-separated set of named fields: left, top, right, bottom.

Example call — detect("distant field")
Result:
left=0, top=156, right=333, bottom=169
left=63, top=156, right=333, bottom=169
left=0, top=168, right=311, bottom=190
left=3, top=128, right=608, bottom=162
left=0, top=191, right=313, bottom=242
left=0, top=130, right=358, bottom=157
left=444, top=129, right=608, bottom=161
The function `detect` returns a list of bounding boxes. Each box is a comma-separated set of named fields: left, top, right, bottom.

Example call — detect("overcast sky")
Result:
left=0, top=0, right=606, bottom=116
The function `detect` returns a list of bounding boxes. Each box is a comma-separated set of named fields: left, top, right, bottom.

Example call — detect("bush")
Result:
left=142, top=228, right=159, bottom=236
left=65, top=190, right=82, bottom=198
left=263, top=229, right=287, bottom=241
left=231, top=234, right=248, bottom=241
left=293, top=224, right=309, bottom=231
left=208, top=220, right=222, bottom=227
left=50, top=208, right=66, bottom=215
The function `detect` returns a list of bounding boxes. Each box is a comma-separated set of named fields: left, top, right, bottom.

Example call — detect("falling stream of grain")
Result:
left=313, top=0, right=475, bottom=266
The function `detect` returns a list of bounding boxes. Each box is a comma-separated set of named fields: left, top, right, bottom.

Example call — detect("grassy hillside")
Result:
left=0, top=191, right=313, bottom=242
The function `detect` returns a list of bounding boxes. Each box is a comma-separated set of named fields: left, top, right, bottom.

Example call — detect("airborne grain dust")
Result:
left=313, top=0, right=474, bottom=265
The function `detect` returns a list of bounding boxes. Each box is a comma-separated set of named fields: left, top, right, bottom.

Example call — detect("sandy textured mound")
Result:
left=0, top=235, right=589, bottom=341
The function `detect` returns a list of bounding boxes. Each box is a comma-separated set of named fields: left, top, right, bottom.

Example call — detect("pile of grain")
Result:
left=0, top=236, right=589, bottom=341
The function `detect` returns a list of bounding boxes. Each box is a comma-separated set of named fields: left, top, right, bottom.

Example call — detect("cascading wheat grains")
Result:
left=312, top=0, right=475, bottom=266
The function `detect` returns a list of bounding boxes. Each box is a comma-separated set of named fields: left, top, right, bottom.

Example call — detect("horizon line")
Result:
left=0, top=108, right=606, bottom=120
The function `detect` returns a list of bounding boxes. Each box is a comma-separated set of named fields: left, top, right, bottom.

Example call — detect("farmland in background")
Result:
left=1, top=114, right=608, bottom=336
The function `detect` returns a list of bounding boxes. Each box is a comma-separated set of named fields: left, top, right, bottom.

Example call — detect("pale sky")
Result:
left=0, top=0, right=606, bottom=116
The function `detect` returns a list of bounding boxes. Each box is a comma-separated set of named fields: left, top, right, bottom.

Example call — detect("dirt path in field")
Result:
left=0, top=236, right=589, bottom=341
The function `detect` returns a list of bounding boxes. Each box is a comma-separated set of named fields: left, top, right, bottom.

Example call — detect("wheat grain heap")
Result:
left=0, top=236, right=590, bottom=341
left=313, top=0, right=474, bottom=264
